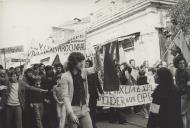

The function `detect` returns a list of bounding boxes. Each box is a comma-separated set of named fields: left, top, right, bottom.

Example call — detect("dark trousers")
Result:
left=0, top=108, right=5, bottom=128
left=109, top=107, right=127, bottom=123
left=5, top=105, right=22, bottom=128
left=42, top=103, right=58, bottom=128
left=31, top=103, right=43, bottom=128
left=89, top=95, right=98, bottom=128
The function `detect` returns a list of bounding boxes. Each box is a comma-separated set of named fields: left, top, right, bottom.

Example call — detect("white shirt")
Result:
left=7, top=83, right=20, bottom=106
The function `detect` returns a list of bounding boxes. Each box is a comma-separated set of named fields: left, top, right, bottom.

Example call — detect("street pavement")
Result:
left=97, top=112, right=148, bottom=128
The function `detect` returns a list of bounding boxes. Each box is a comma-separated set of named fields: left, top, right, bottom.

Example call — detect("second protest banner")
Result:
left=97, top=84, right=156, bottom=108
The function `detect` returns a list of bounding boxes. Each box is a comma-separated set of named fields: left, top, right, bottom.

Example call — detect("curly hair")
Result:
left=67, top=52, right=85, bottom=71
left=173, top=55, right=186, bottom=68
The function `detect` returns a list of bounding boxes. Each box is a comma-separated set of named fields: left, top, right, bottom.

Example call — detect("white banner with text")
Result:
left=97, top=84, right=156, bottom=108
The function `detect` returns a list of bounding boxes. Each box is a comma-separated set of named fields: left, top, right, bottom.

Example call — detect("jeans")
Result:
left=31, top=103, right=43, bottom=128
left=5, top=105, right=22, bottom=128
left=68, top=112, right=93, bottom=128
left=56, top=103, right=66, bottom=128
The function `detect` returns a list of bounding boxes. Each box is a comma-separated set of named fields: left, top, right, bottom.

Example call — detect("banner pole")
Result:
left=3, top=49, right=6, bottom=69
left=161, top=30, right=181, bottom=61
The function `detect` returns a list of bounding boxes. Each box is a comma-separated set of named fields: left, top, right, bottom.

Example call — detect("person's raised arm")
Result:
left=21, top=80, right=47, bottom=92
left=86, top=45, right=102, bottom=75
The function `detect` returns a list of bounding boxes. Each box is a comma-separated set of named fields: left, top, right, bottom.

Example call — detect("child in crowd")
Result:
left=53, top=77, right=66, bottom=128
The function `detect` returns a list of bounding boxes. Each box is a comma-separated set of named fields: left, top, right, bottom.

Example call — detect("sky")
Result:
left=0, top=0, right=93, bottom=48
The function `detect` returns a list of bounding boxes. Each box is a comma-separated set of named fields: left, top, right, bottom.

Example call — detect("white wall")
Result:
left=87, top=6, right=163, bottom=66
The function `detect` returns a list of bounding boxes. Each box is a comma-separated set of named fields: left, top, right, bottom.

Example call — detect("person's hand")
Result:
left=94, top=45, right=101, bottom=54
left=69, top=113, right=79, bottom=125
left=30, top=104, right=34, bottom=108
left=40, top=89, right=48, bottom=93
left=44, top=99, right=50, bottom=104
left=187, top=81, right=190, bottom=86
left=0, top=85, right=7, bottom=90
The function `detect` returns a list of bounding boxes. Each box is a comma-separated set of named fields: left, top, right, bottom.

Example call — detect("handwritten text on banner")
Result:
left=97, top=84, right=155, bottom=108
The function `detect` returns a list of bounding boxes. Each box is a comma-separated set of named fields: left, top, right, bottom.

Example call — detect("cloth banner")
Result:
left=173, top=30, right=190, bottom=62
left=97, top=84, right=155, bottom=108
left=103, top=43, right=120, bottom=91
left=28, top=32, right=86, bottom=57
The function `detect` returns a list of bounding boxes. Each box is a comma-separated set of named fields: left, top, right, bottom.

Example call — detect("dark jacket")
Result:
left=147, top=86, right=183, bottom=128
left=175, top=68, right=190, bottom=95
left=137, top=76, right=148, bottom=85
left=87, top=73, right=103, bottom=99
left=3, top=80, right=41, bottom=109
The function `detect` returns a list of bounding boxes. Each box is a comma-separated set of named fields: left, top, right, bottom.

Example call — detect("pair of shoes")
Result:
left=118, top=120, right=128, bottom=124
left=109, top=120, right=117, bottom=124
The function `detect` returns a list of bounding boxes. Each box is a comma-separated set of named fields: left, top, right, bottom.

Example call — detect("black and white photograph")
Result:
left=0, top=0, right=190, bottom=128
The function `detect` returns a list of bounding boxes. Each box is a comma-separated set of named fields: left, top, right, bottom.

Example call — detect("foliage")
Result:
left=168, top=0, right=190, bottom=37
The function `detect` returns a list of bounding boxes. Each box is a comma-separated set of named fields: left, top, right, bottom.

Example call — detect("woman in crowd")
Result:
left=174, top=56, right=190, bottom=128
left=60, top=47, right=101, bottom=128
left=147, top=67, right=183, bottom=128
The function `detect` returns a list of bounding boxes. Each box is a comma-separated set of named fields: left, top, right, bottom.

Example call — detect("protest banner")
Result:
left=0, top=45, right=24, bottom=54
left=0, top=45, right=24, bottom=69
left=97, top=84, right=155, bottom=108
left=11, top=59, right=28, bottom=62
left=28, top=32, right=86, bottom=57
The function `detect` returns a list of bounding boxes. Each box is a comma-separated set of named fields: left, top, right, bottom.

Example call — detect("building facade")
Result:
left=49, top=0, right=176, bottom=66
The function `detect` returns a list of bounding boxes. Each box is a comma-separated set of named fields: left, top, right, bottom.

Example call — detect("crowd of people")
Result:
left=0, top=45, right=190, bottom=128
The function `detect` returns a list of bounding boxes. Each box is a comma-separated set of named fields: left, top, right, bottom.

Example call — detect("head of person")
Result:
left=143, top=60, right=149, bottom=68
left=148, top=67, right=156, bottom=76
left=34, top=76, right=41, bottom=87
left=85, top=59, right=93, bottom=68
left=156, top=67, right=174, bottom=88
left=45, top=65, right=54, bottom=79
left=139, top=68, right=145, bottom=76
left=123, top=63, right=132, bottom=74
left=9, top=67, right=14, bottom=73
left=33, top=64, right=40, bottom=75
left=115, top=64, right=121, bottom=73
left=173, top=56, right=187, bottom=70
left=54, top=63, right=63, bottom=74
left=0, top=65, right=3, bottom=70
left=15, top=67, right=21, bottom=75
left=129, top=59, right=135, bottom=68
left=170, top=45, right=182, bottom=57
left=0, top=69, right=9, bottom=85
left=24, top=68, right=33, bottom=78
left=67, top=52, right=85, bottom=71
left=162, top=61, right=167, bottom=67
left=39, top=63, right=45, bottom=72
left=9, top=71, right=18, bottom=83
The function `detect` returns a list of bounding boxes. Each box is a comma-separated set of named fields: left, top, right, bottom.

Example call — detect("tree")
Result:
left=168, top=0, right=190, bottom=37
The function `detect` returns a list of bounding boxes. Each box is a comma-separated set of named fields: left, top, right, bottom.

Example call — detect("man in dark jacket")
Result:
left=86, top=60, right=104, bottom=128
